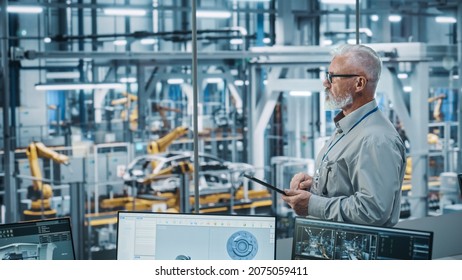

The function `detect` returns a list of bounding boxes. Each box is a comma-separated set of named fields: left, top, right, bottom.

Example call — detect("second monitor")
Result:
left=292, top=217, right=433, bottom=260
left=117, top=211, right=276, bottom=260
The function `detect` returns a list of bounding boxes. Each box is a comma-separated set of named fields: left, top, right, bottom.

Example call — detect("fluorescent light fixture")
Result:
left=397, top=73, right=408, bottom=79
left=234, top=80, right=244, bottom=86
left=140, top=38, right=156, bottom=45
left=403, top=86, right=412, bottom=92
left=7, top=6, right=43, bottom=14
left=347, top=38, right=360, bottom=44
left=290, top=91, right=312, bottom=97
left=245, top=80, right=249, bottom=86
left=262, top=37, right=271, bottom=44
left=43, top=37, right=52, bottom=43
left=230, top=38, right=244, bottom=45
left=453, top=75, right=459, bottom=80
left=234, top=0, right=271, bottom=2
left=370, top=14, right=379, bottom=22
left=35, top=83, right=124, bottom=91
left=263, top=80, right=268, bottom=85
left=230, top=69, right=239, bottom=76
left=120, top=77, right=137, bottom=83
left=323, top=39, right=333, bottom=46
left=46, top=72, right=80, bottom=79
left=435, top=16, right=457, bottom=23
left=196, top=10, right=232, bottom=19
left=113, top=39, right=127, bottom=46
left=103, top=8, right=146, bottom=16
left=388, top=15, right=402, bottom=22
left=206, top=78, right=223, bottom=84
left=320, top=0, right=357, bottom=4
left=167, top=78, right=184, bottom=85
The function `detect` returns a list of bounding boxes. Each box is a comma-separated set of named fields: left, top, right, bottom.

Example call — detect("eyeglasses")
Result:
left=325, top=72, right=361, bottom=84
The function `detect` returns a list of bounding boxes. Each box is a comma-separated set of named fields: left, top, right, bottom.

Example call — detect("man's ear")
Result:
left=355, top=76, right=367, bottom=92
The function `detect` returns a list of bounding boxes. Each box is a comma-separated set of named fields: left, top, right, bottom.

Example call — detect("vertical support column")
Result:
left=1, top=0, right=18, bottom=223
left=191, top=0, right=200, bottom=213
left=274, top=0, right=293, bottom=45
left=409, top=62, right=429, bottom=218
left=457, top=2, right=462, bottom=172
left=137, top=63, right=147, bottom=134
left=70, top=182, right=85, bottom=260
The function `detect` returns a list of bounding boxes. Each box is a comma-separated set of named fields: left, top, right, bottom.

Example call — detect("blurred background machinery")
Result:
left=0, top=0, right=461, bottom=260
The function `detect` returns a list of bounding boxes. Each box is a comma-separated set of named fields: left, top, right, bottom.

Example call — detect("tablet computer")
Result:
left=243, top=174, right=286, bottom=195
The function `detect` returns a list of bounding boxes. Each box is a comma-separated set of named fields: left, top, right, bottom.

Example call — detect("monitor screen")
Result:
left=0, top=217, right=75, bottom=260
left=117, top=211, right=276, bottom=260
left=292, top=217, right=433, bottom=260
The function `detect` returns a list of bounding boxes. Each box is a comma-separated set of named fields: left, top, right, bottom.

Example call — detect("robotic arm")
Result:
left=26, top=142, right=69, bottom=211
left=111, top=92, right=139, bottom=130
left=147, top=126, right=189, bottom=154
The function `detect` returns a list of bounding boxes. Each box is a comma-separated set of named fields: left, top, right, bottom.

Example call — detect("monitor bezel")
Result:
left=116, top=210, right=277, bottom=260
left=291, top=217, right=434, bottom=260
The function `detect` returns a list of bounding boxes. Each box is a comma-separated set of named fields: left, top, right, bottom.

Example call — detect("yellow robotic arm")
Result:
left=25, top=142, right=69, bottom=213
left=142, top=161, right=193, bottom=185
left=428, top=94, right=446, bottom=122
left=111, top=92, right=139, bottom=130
left=147, top=126, right=189, bottom=154
left=147, top=126, right=189, bottom=170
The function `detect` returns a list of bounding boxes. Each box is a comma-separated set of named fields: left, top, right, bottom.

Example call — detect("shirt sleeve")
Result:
left=308, top=134, right=405, bottom=226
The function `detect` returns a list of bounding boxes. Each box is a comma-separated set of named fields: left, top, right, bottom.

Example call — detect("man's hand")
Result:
left=282, top=189, right=311, bottom=216
left=290, top=172, right=313, bottom=191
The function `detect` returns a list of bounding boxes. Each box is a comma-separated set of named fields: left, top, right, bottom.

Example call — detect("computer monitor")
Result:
left=116, top=211, right=276, bottom=260
left=292, top=217, right=433, bottom=260
left=0, top=217, right=75, bottom=260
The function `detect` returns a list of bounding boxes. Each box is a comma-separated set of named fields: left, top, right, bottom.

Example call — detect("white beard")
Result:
left=324, top=90, right=353, bottom=110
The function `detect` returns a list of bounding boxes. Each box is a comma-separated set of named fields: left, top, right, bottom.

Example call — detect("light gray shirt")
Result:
left=308, top=100, right=406, bottom=227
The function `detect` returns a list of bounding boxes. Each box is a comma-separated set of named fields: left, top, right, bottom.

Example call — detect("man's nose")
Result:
left=322, top=78, right=330, bottom=88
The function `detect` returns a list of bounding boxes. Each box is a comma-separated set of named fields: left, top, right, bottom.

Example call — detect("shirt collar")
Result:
left=334, top=99, right=378, bottom=134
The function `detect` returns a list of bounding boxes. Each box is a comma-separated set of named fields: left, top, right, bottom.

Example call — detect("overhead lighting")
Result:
left=196, top=10, right=232, bottom=19
left=290, top=91, right=312, bottom=97
left=435, top=16, right=457, bottom=24
left=43, top=37, right=52, bottom=43
left=205, top=78, right=223, bottom=84
left=453, top=75, right=459, bottom=80
left=167, top=78, right=184, bottom=85
left=234, top=80, right=244, bottom=86
left=370, top=15, right=379, bottom=22
left=388, top=15, right=402, bottom=22
left=35, top=83, right=124, bottom=91
left=7, top=6, right=43, bottom=14
left=230, top=38, right=244, bottom=45
left=230, top=69, right=239, bottom=76
left=347, top=38, right=361, bottom=44
left=397, top=73, right=408, bottom=79
left=113, top=39, right=127, bottom=46
left=322, top=39, right=333, bottom=46
left=234, top=0, right=271, bottom=2
left=103, top=8, right=146, bottom=17
left=262, top=37, right=271, bottom=44
left=46, top=72, right=80, bottom=79
left=403, top=86, right=412, bottom=93
left=320, top=0, right=358, bottom=4
left=120, top=77, right=137, bottom=83
left=140, top=38, right=156, bottom=45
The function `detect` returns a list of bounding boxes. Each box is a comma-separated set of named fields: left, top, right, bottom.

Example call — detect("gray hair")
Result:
left=331, top=44, right=382, bottom=83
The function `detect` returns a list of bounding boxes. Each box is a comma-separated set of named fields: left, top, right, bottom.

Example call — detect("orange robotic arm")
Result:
left=26, top=142, right=69, bottom=209
left=147, top=126, right=189, bottom=154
